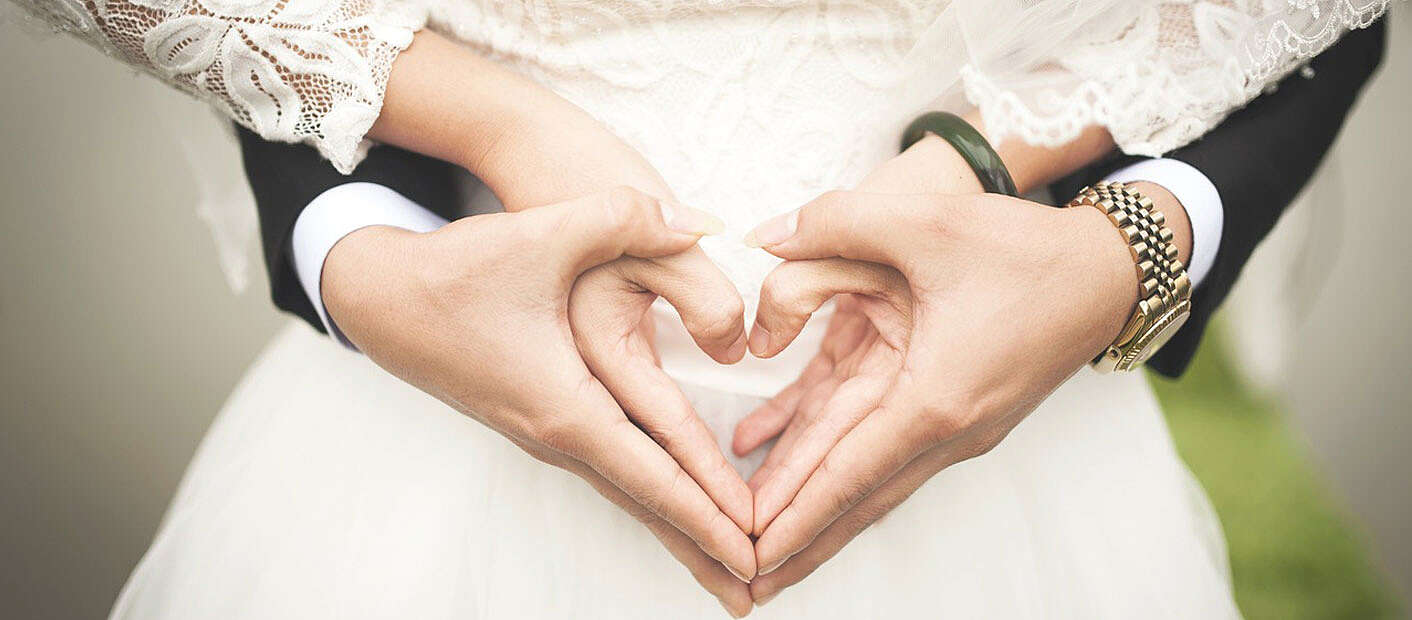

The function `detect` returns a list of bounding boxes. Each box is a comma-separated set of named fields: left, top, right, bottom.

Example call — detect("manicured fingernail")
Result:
left=661, top=200, right=725, bottom=235
left=758, top=558, right=785, bottom=576
left=744, top=210, right=799, bottom=248
left=756, top=592, right=779, bottom=607
left=727, top=332, right=748, bottom=362
left=726, top=564, right=750, bottom=582
left=748, top=327, right=771, bottom=357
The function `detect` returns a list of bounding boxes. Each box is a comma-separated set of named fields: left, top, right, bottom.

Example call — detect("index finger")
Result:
left=554, top=384, right=758, bottom=581
left=752, top=391, right=933, bottom=574
left=506, top=436, right=753, bottom=617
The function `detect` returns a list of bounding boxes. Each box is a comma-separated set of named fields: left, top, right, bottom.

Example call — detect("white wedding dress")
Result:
left=8, top=0, right=1392, bottom=617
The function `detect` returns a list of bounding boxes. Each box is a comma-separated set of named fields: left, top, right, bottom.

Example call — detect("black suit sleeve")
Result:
left=1052, top=18, right=1387, bottom=378
left=237, top=128, right=464, bottom=334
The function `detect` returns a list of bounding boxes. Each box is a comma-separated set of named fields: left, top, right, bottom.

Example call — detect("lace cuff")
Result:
left=10, top=0, right=428, bottom=172
left=961, top=0, right=1392, bottom=157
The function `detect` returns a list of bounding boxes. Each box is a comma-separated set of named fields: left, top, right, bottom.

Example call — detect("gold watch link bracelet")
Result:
left=1065, top=182, right=1192, bottom=373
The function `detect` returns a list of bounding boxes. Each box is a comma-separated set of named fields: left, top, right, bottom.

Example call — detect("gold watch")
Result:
left=1066, top=182, right=1192, bottom=373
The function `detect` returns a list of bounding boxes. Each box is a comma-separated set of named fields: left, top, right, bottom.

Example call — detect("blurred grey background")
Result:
left=1, top=13, right=1409, bottom=620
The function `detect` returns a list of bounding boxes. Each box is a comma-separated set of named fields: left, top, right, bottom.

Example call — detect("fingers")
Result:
left=746, top=369, right=841, bottom=490
left=569, top=264, right=753, bottom=533
left=750, top=258, right=905, bottom=358
left=552, top=384, right=757, bottom=581
left=509, top=436, right=752, bottom=617
left=744, top=191, right=930, bottom=265
left=749, top=443, right=955, bottom=605
left=731, top=354, right=832, bottom=457
left=750, top=373, right=890, bottom=536
left=753, top=389, right=932, bottom=575
left=615, top=251, right=748, bottom=363
left=640, top=512, right=754, bottom=618
left=528, top=186, right=724, bottom=277
left=586, top=351, right=754, bottom=534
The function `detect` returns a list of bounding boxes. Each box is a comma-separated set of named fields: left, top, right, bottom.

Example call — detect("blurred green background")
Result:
left=1156, top=328, right=1400, bottom=619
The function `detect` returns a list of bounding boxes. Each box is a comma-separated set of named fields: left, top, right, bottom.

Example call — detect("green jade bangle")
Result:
left=900, top=111, right=1019, bottom=197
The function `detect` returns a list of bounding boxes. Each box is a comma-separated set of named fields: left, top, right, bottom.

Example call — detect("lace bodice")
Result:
left=5, top=0, right=1394, bottom=297
left=9, top=0, right=1393, bottom=173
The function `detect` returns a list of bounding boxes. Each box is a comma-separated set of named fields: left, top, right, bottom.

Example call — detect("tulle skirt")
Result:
left=109, top=322, right=1240, bottom=618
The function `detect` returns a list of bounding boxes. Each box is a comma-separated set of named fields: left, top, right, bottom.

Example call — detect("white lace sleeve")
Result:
left=957, top=0, right=1394, bottom=156
left=8, top=0, right=427, bottom=172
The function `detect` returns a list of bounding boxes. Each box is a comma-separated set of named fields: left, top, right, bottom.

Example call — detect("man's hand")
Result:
left=321, top=188, right=756, bottom=616
left=733, top=134, right=973, bottom=535
left=737, top=188, right=1155, bottom=603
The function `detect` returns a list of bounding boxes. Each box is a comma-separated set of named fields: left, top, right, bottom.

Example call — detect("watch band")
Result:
left=1067, top=182, right=1192, bottom=372
left=900, top=111, right=1019, bottom=197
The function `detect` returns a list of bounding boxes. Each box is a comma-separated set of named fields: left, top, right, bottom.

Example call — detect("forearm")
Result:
left=369, top=31, right=670, bottom=210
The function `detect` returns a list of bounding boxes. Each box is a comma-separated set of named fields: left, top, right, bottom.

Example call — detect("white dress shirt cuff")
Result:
left=291, top=182, right=450, bottom=350
left=1103, top=158, right=1223, bottom=289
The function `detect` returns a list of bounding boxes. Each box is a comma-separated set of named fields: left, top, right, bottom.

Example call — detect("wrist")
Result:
left=1065, top=182, right=1194, bottom=371
left=321, top=225, right=422, bottom=339
left=962, top=112, right=1114, bottom=195
left=1126, top=181, right=1194, bottom=267
left=893, top=134, right=985, bottom=194
left=1069, top=206, right=1143, bottom=354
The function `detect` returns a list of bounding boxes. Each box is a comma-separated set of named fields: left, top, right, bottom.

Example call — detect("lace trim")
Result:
left=8, top=0, right=427, bottom=172
left=965, top=0, right=1392, bottom=157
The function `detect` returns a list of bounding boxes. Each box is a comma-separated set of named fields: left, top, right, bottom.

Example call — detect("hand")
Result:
left=569, top=230, right=755, bottom=534
left=738, top=189, right=1149, bottom=602
left=732, top=135, right=979, bottom=532
left=380, top=31, right=758, bottom=611
left=322, top=188, right=755, bottom=615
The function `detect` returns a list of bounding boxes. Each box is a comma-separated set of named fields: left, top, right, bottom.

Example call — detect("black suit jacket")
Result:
left=238, top=18, right=1386, bottom=378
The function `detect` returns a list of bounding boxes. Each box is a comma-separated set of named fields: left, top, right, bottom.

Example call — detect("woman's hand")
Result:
left=736, top=189, right=1155, bottom=603
left=366, top=30, right=758, bottom=612
left=322, top=189, right=755, bottom=616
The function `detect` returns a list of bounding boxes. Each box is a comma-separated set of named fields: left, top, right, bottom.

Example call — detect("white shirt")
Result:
left=293, top=158, right=1223, bottom=349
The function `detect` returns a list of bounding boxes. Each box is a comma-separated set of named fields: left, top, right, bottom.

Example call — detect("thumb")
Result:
left=751, top=258, right=906, bottom=358
left=613, top=251, right=748, bottom=364
left=527, top=186, right=724, bottom=277
left=744, top=190, right=928, bottom=266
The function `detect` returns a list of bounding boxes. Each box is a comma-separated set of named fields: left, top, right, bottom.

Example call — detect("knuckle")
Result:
left=605, top=185, right=656, bottom=230
left=635, top=487, right=667, bottom=519
left=639, top=465, right=688, bottom=518
left=532, top=416, right=586, bottom=453
left=966, top=424, right=1014, bottom=460
left=644, top=415, right=686, bottom=455
left=761, top=269, right=809, bottom=317
left=702, top=508, right=736, bottom=550
left=839, top=503, right=886, bottom=536
left=694, top=300, right=744, bottom=343
left=817, top=453, right=871, bottom=514
left=918, top=395, right=980, bottom=445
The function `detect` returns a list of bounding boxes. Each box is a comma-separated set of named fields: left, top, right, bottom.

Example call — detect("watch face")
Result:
left=1135, top=308, right=1191, bottom=365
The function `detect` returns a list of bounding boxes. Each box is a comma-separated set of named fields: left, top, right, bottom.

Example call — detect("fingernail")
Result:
left=661, top=200, right=725, bottom=236
left=758, top=558, right=785, bottom=576
left=748, top=327, right=771, bottom=357
left=727, top=332, right=748, bottom=362
left=726, top=564, right=750, bottom=583
left=744, top=210, right=799, bottom=248
left=756, top=592, right=779, bottom=607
